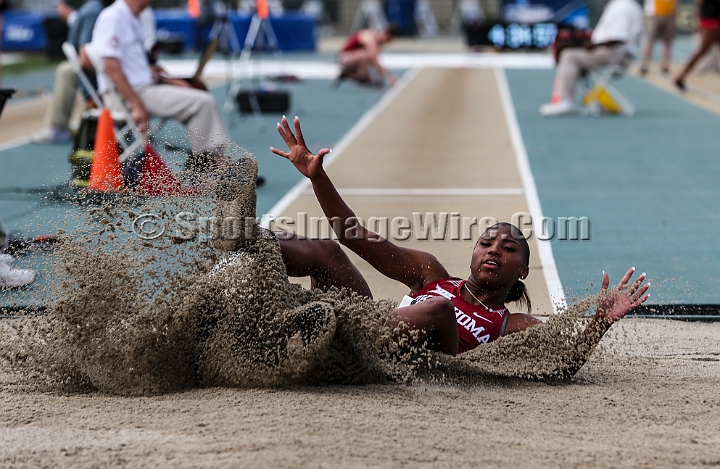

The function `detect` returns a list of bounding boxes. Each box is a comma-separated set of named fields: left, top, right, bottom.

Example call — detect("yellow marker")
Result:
left=583, top=85, right=622, bottom=114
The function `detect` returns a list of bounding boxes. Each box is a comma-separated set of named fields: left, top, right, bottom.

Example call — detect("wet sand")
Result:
left=2, top=319, right=719, bottom=468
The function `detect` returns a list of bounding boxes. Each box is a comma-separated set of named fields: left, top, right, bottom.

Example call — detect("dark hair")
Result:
left=506, top=279, right=531, bottom=313
left=102, top=0, right=115, bottom=7
left=480, top=222, right=532, bottom=313
left=385, top=23, right=402, bottom=39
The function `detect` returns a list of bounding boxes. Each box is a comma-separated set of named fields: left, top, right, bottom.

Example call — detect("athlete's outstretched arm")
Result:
left=271, top=116, right=448, bottom=292
left=503, top=268, right=648, bottom=336
left=563, top=268, right=649, bottom=377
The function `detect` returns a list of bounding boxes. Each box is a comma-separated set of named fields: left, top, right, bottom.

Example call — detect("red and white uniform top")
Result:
left=341, top=32, right=365, bottom=52
left=408, top=278, right=510, bottom=354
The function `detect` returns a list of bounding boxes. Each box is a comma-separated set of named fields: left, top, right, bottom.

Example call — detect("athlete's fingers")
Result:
left=615, top=267, right=635, bottom=290
left=601, top=271, right=609, bottom=291
left=276, top=122, right=292, bottom=147
left=631, top=283, right=650, bottom=301
left=280, top=116, right=295, bottom=143
left=627, top=272, right=646, bottom=295
left=317, top=148, right=331, bottom=160
left=294, top=116, right=306, bottom=148
left=633, top=293, right=650, bottom=306
left=270, top=147, right=290, bottom=159
left=281, top=116, right=297, bottom=146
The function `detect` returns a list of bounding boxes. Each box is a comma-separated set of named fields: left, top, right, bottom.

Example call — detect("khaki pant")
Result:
left=647, top=15, right=676, bottom=42
left=552, top=45, right=624, bottom=100
left=104, top=84, right=229, bottom=154
left=47, top=60, right=78, bottom=129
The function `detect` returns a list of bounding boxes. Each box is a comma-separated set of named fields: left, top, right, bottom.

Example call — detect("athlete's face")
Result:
left=470, top=225, right=529, bottom=289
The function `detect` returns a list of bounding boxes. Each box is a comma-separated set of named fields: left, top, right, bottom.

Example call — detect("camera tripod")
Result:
left=222, top=9, right=290, bottom=115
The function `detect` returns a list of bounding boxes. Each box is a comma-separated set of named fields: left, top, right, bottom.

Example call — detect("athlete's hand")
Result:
left=596, top=268, right=650, bottom=323
left=271, top=116, right=330, bottom=180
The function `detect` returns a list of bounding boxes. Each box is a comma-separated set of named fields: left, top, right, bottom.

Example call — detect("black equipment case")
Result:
left=236, top=90, right=290, bottom=114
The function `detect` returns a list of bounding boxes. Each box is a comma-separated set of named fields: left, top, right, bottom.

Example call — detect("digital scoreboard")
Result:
left=466, top=22, right=559, bottom=49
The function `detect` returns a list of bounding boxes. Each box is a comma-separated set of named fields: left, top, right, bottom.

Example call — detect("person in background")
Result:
left=697, top=43, right=720, bottom=73
left=640, top=0, right=677, bottom=74
left=335, top=24, right=401, bottom=88
left=673, top=0, right=720, bottom=90
left=539, top=0, right=644, bottom=116
left=56, top=0, right=76, bottom=27
left=31, top=0, right=114, bottom=145
left=92, top=0, right=229, bottom=173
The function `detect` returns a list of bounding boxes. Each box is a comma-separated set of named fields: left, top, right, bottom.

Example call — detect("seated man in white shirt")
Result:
left=540, top=0, right=644, bottom=116
left=92, top=0, right=228, bottom=172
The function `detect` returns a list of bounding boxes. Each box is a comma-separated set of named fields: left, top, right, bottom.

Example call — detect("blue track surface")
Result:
left=506, top=69, right=720, bottom=304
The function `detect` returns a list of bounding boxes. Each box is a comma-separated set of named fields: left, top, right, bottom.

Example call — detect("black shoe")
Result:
left=639, top=67, right=648, bottom=76
left=257, top=175, right=266, bottom=187
left=661, top=67, right=670, bottom=75
left=674, top=78, right=687, bottom=92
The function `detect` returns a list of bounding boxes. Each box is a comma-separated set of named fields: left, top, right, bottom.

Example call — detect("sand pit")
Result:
left=1, top=319, right=719, bottom=468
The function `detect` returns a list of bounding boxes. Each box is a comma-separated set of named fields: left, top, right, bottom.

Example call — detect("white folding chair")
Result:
left=580, top=45, right=636, bottom=116
left=62, top=42, right=103, bottom=109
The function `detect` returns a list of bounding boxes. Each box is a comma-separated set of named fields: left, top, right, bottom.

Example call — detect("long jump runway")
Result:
left=272, top=67, right=559, bottom=314
left=2, top=65, right=720, bottom=467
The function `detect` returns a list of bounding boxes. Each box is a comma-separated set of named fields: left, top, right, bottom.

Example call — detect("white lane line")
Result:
left=300, top=187, right=524, bottom=196
left=0, top=136, right=31, bottom=153
left=161, top=53, right=554, bottom=80
left=262, top=68, right=422, bottom=226
left=494, top=67, right=566, bottom=312
left=381, top=52, right=554, bottom=70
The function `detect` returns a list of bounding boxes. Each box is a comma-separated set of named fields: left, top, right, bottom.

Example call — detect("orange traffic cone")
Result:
left=88, top=108, right=123, bottom=192
left=139, top=144, right=197, bottom=196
